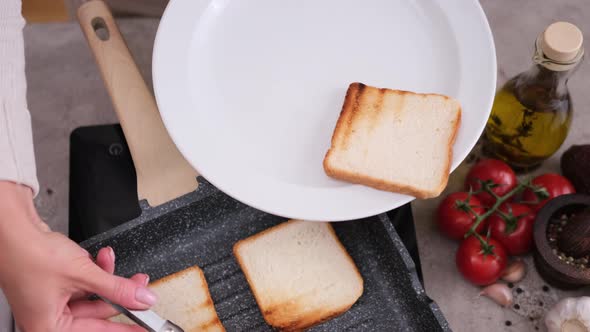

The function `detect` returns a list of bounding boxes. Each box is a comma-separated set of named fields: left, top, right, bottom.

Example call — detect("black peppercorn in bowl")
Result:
left=533, top=194, right=590, bottom=289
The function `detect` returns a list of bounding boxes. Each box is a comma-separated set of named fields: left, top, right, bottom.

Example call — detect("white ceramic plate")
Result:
left=153, top=0, right=496, bottom=221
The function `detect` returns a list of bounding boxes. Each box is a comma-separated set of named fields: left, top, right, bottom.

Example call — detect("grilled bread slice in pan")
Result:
left=111, top=266, right=225, bottom=332
left=234, top=220, right=364, bottom=331
left=323, top=82, right=462, bottom=199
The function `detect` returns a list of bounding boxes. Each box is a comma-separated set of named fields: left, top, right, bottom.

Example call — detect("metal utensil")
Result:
left=97, top=295, right=183, bottom=332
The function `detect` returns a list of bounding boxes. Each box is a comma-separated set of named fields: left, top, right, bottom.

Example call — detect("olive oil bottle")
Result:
left=484, top=22, right=584, bottom=169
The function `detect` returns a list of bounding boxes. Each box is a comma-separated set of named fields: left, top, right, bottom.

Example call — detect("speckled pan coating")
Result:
left=81, top=178, right=450, bottom=331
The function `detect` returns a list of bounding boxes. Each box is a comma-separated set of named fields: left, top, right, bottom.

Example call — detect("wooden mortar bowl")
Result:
left=533, top=194, right=590, bottom=289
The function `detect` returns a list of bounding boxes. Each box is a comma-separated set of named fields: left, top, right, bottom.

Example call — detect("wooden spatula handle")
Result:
left=77, top=0, right=198, bottom=207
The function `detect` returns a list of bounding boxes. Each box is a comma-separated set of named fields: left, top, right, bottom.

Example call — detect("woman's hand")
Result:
left=0, top=181, right=156, bottom=331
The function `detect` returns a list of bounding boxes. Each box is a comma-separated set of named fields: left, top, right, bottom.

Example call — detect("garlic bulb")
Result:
left=545, top=297, right=590, bottom=332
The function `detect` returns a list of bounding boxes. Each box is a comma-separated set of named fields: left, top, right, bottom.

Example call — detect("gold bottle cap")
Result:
left=540, top=21, right=583, bottom=63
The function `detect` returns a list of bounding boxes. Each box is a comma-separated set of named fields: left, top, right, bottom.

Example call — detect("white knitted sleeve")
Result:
left=0, top=0, right=38, bottom=196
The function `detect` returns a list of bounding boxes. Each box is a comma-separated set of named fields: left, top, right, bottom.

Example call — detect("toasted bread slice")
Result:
left=323, top=82, right=461, bottom=199
left=234, top=220, right=364, bottom=331
left=111, top=266, right=224, bottom=332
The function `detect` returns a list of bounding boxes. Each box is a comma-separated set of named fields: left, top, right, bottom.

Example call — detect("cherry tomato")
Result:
left=437, top=192, right=486, bottom=240
left=465, top=159, right=517, bottom=206
left=488, top=203, right=535, bottom=255
left=522, top=173, right=576, bottom=212
left=456, top=236, right=507, bottom=285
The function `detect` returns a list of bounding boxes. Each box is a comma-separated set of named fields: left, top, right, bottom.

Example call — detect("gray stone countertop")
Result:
left=5, top=1, right=588, bottom=331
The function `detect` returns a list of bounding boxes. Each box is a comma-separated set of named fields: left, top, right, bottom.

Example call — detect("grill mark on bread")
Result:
left=366, top=87, right=386, bottom=133
left=355, top=82, right=366, bottom=94
left=199, top=316, right=223, bottom=330
left=372, top=87, right=385, bottom=112
left=391, top=90, right=406, bottom=124
left=199, top=297, right=214, bottom=308
left=342, top=83, right=364, bottom=149
left=440, top=108, right=461, bottom=194
left=323, top=83, right=360, bottom=170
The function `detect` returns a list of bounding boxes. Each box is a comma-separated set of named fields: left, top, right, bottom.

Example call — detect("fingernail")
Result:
left=107, top=246, right=115, bottom=263
left=135, top=287, right=157, bottom=306
left=140, top=273, right=150, bottom=286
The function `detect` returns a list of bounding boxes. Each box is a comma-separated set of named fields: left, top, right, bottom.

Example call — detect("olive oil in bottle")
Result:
left=484, top=22, right=584, bottom=169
